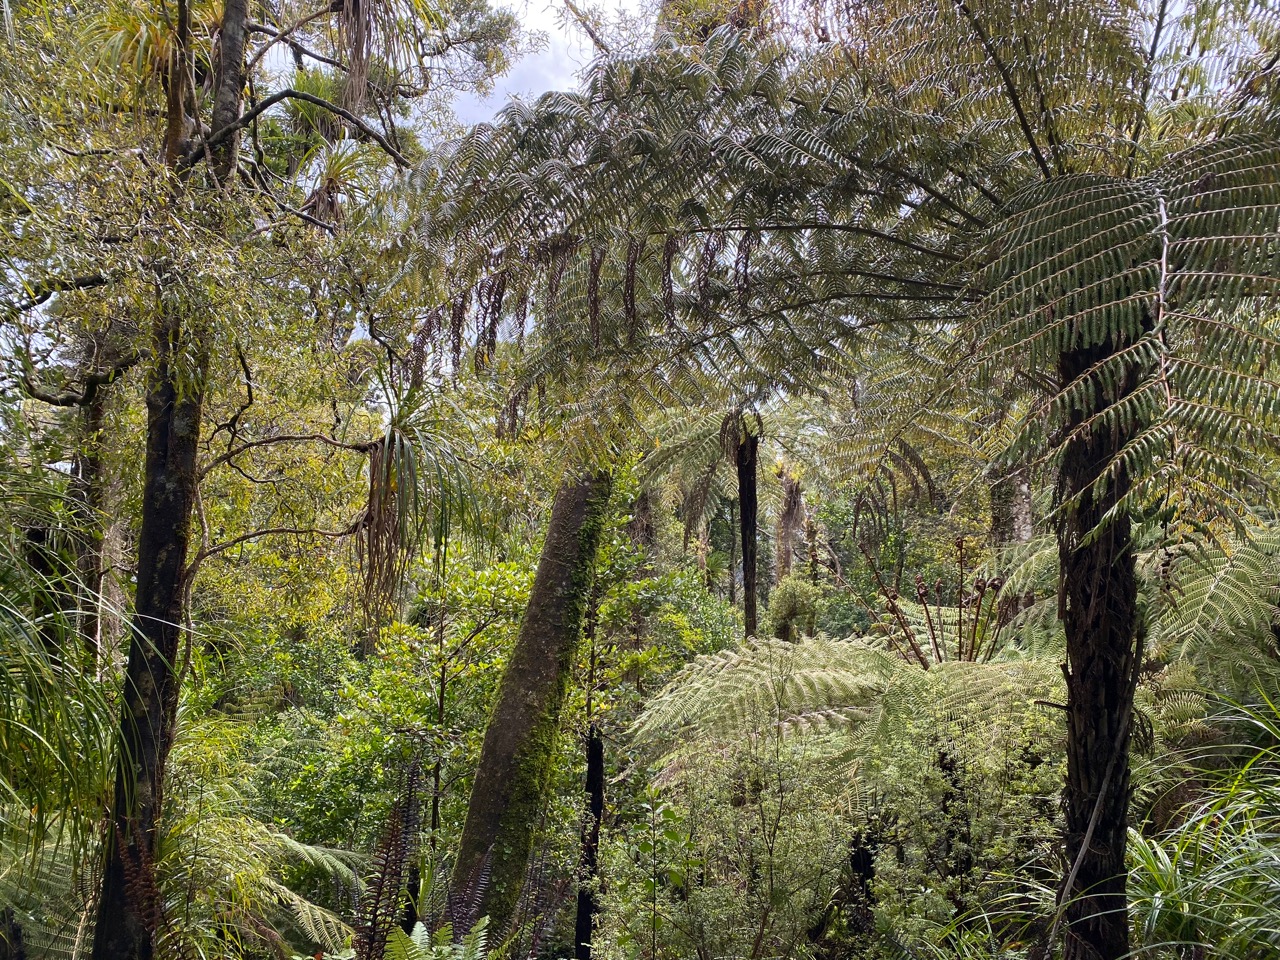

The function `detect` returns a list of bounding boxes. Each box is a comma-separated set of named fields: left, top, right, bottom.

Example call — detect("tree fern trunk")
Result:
left=728, top=499, right=737, bottom=606
left=775, top=466, right=802, bottom=584
left=990, top=467, right=1032, bottom=547
left=574, top=721, right=605, bottom=960
left=737, top=434, right=759, bottom=638
left=72, top=390, right=109, bottom=669
left=991, top=464, right=1034, bottom=625
left=92, top=317, right=206, bottom=960
left=1055, top=340, right=1143, bottom=960
left=451, top=471, right=612, bottom=934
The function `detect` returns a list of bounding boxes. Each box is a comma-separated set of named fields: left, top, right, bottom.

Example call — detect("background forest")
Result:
left=3, top=0, right=1280, bottom=959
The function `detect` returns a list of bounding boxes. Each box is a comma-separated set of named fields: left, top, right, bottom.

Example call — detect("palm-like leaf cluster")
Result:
left=400, top=2, right=1280, bottom=540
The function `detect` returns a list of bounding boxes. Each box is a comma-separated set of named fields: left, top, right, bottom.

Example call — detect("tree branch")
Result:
left=200, top=432, right=379, bottom=479
left=7, top=273, right=111, bottom=314
left=186, top=520, right=365, bottom=579
left=244, top=6, right=335, bottom=74
left=18, top=353, right=140, bottom=408
left=184, top=89, right=410, bottom=170
left=248, top=21, right=348, bottom=71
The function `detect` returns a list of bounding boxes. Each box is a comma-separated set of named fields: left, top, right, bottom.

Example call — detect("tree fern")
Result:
left=383, top=917, right=491, bottom=960
left=633, top=636, right=1063, bottom=758
left=402, top=4, right=1280, bottom=953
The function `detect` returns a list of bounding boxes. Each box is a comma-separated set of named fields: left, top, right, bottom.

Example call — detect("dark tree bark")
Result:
left=736, top=433, right=759, bottom=638
left=451, top=472, right=612, bottom=934
left=209, top=0, right=250, bottom=183
left=401, top=863, right=422, bottom=934
left=573, top=722, right=605, bottom=960
left=1055, top=337, right=1145, bottom=960
left=92, top=318, right=206, bottom=960
left=0, top=908, right=24, bottom=960
left=93, top=2, right=248, bottom=956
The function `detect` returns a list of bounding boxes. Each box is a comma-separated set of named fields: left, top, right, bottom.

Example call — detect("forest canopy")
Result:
left=3, top=0, right=1280, bottom=959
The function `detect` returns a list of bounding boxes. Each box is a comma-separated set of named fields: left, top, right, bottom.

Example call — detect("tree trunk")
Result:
left=0, top=906, right=25, bottom=960
left=73, top=390, right=109, bottom=670
left=989, top=467, right=1032, bottom=547
left=1055, top=339, right=1143, bottom=960
left=774, top=466, right=802, bottom=584
left=736, top=434, right=758, bottom=638
left=209, top=0, right=250, bottom=183
left=451, top=472, right=612, bottom=934
left=94, top=1, right=246, bottom=954
left=92, top=317, right=207, bottom=960
left=991, top=465, right=1034, bottom=624
left=573, top=722, right=605, bottom=960
left=727, top=499, right=737, bottom=607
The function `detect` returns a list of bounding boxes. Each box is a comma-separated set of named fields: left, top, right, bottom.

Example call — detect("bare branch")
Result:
left=200, top=432, right=379, bottom=479
left=185, top=89, right=410, bottom=170
left=561, top=0, right=611, bottom=55
left=18, top=352, right=140, bottom=407
left=186, top=520, right=366, bottom=580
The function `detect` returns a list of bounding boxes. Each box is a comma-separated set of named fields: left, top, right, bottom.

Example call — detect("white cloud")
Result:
left=452, top=0, right=641, bottom=124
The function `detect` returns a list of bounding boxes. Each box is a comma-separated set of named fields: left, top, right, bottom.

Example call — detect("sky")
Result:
left=452, top=0, right=645, bottom=124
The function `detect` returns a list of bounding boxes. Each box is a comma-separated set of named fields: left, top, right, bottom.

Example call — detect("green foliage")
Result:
left=386, top=917, right=490, bottom=960
left=597, top=759, right=851, bottom=960
left=763, top=574, right=821, bottom=641
left=7, top=0, right=1280, bottom=955
left=1130, top=701, right=1280, bottom=957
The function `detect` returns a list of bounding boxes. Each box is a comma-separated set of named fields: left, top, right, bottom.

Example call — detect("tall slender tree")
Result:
left=91, top=0, right=239, bottom=951
left=4, top=0, right=518, bottom=952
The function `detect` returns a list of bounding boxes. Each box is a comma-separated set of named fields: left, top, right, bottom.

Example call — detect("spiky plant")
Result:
left=1129, top=700, right=1280, bottom=957
left=0, top=462, right=115, bottom=954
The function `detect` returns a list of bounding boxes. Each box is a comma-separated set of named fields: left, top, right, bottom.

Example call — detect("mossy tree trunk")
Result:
left=451, top=471, right=612, bottom=934
left=774, top=466, right=802, bottom=584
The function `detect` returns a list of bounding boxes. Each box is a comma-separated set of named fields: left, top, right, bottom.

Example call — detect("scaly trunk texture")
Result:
left=92, top=317, right=206, bottom=960
left=1055, top=338, right=1143, bottom=960
left=573, top=722, right=605, bottom=960
left=736, top=434, right=759, bottom=638
left=451, top=472, right=612, bottom=934
left=774, top=466, right=803, bottom=584
left=989, top=467, right=1032, bottom=547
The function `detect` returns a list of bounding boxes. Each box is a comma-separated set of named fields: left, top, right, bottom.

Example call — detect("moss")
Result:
left=452, top=472, right=613, bottom=934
